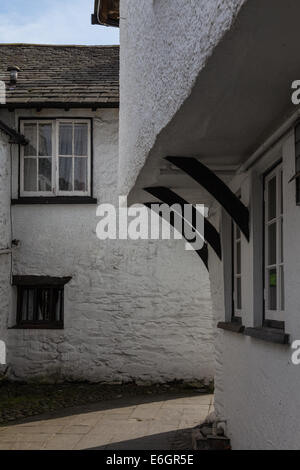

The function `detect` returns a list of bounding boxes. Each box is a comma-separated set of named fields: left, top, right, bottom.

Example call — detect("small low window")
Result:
left=13, top=276, right=71, bottom=329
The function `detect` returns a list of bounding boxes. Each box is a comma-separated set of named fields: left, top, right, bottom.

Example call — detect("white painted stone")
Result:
left=0, top=131, right=11, bottom=362
left=0, top=108, right=214, bottom=384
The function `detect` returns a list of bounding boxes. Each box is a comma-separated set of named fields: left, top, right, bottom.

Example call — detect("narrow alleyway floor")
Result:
left=0, top=393, right=214, bottom=450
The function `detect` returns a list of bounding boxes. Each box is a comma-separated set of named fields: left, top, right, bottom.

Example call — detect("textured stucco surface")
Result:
left=1, top=108, right=214, bottom=384
left=119, top=0, right=246, bottom=195
left=209, top=130, right=300, bottom=449
left=0, top=133, right=11, bottom=362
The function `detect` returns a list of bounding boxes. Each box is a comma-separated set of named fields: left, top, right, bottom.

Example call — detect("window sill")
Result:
left=217, top=321, right=245, bottom=334
left=12, top=197, right=98, bottom=205
left=9, top=324, right=64, bottom=330
left=244, top=327, right=290, bottom=345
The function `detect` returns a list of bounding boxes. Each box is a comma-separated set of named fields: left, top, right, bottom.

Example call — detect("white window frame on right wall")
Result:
left=264, top=163, right=285, bottom=322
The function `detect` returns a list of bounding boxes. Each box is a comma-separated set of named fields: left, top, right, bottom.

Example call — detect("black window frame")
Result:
left=13, top=276, right=71, bottom=329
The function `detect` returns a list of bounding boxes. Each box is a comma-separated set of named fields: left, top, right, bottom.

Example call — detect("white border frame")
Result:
left=264, top=163, right=285, bottom=321
left=20, top=120, right=55, bottom=197
left=20, top=119, right=91, bottom=198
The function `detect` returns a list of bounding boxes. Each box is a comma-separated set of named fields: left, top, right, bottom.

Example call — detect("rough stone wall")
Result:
left=0, top=132, right=11, bottom=358
left=119, top=0, right=246, bottom=195
left=4, top=108, right=214, bottom=384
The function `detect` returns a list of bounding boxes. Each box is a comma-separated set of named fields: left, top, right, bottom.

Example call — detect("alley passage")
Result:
left=0, top=393, right=213, bottom=450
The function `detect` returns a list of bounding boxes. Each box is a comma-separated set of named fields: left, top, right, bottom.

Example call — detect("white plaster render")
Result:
left=0, top=132, right=12, bottom=360
left=119, top=0, right=246, bottom=195
left=208, top=130, right=300, bottom=450
left=3, top=108, right=214, bottom=384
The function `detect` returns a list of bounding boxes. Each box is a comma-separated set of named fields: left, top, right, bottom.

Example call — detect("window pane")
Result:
left=22, top=289, right=35, bottom=321
left=59, top=157, right=73, bottom=191
left=59, top=123, right=73, bottom=155
left=236, top=241, right=241, bottom=275
left=74, top=157, right=87, bottom=191
left=268, top=176, right=277, bottom=221
left=280, top=171, right=283, bottom=215
left=24, top=124, right=37, bottom=156
left=74, top=123, right=88, bottom=156
left=236, top=226, right=241, bottom=240
left=24, top=158, right=37, bottom=191
left=54, top=290, right=63, bottom=322
left=268, top=222, right=277, bottom=266
left=39, top=158, right=52, bottom=192
left=39, top=124, right=52, bottom=156
left=268, top=268, right=277, bottom=310
left=236, top=278, right=242, bottom=310
left=280, top=266, right=285, bottom=311
left=280, top=218, right=284, bottom=263
left=37, top=289, right=51, bottom=321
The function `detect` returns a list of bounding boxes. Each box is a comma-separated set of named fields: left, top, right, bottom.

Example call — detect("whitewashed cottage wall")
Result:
left=0, top=129, right=11, bottom=362
left=1, top=108, right=214, bottom=384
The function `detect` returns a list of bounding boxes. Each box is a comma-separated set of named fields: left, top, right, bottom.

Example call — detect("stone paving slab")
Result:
left=0, top=393, right=213, bottom=450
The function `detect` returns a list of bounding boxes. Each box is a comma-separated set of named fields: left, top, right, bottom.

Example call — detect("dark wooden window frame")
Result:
left=13, top=276, right=71, bottom=329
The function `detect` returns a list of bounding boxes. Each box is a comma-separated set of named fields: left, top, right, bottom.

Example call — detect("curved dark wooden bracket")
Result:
left=144, top=202, right=209, bottom=270
left=166, top=157, right=250, bottom=241
left=144, top=186, right=221, bottom=260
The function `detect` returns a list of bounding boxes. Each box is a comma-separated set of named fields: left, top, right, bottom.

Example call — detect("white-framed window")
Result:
left=233, top=222, right=242, bottom=317
left=264, top=163, right=284, bottom=321
left=20, top=119, right=91, bottom=197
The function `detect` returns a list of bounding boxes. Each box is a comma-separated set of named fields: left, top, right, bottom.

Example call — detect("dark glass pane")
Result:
left=268, top=223, right=277, bottom=266
left=268, top=176, right=277, bottom=221
left=24, top=158, right=37, bottom=191
left=59, top=123, right=72, bottom=155
left=39, top=124, right=52, bottom=156
left=236, top=278, right=242, bottom=310
left=280, top=218, right=284, bottom=263
left=268, top=268, right=277, bottom=310
left=37, top=289, right=51, bottom=321
left=38, top=158, right=52, bottom=192
left=74, top=157, right=87, bottom=191
left=59, top=157, right=73, bottom=191
left=236, top=226, right=241, bottom=240
left=22, top=289, right=35, bottom=321
left=74, top=124, right=88, bottom=156
left=54, top=290, right=62, bottom=322
left=24, top=124, right=37, bottom=156
left=280, top=266, right=285, bottom=311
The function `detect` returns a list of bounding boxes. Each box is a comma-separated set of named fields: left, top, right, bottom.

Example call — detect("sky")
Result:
left=0, top=0, right=119, bottom=45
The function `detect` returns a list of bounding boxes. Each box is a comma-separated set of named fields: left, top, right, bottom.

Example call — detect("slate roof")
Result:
left=0, top=44, right=119, bottom=108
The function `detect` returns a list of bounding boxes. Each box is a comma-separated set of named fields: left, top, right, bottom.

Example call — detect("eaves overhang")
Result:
left=127, top=0, right=300, bottom=206
left=92, top=0, right=119, bottom=28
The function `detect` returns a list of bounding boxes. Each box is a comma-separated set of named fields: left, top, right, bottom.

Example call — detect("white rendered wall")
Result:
left=0, top=132, right=11, bottom=361
left=209, top=128, right=300, bottom=450
left=119, top=0, right=246, bottom=195
left=3, top=108, right=214, bottom=384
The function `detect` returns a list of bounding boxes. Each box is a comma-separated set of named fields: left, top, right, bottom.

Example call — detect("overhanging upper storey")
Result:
left=92, top=0, right=120, bottom=27
left=120, top=0, right=300, bottom=208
